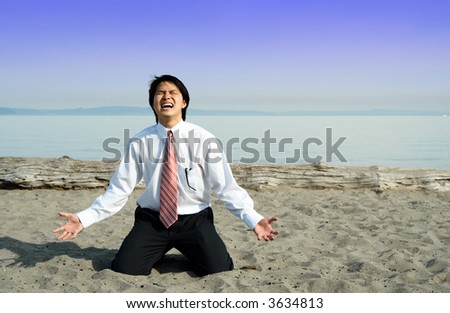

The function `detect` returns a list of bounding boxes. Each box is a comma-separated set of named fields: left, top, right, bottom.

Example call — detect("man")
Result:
left=53, top=75, right=279, bottom=276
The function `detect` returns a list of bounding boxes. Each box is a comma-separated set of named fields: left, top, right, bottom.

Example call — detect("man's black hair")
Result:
left=148, top=74, right=190, bottom=123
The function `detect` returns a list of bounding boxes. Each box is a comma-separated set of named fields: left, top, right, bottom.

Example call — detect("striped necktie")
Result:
left=159, top=130, right=178, bottom=228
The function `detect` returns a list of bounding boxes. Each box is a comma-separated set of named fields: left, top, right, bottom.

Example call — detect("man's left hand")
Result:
left=253, top=217, right=279, bottom=241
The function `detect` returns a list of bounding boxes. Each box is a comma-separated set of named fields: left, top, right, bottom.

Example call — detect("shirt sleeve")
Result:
left=76, top=141, right=143, bottom=228
left=204, top=137, right=264, bottom=230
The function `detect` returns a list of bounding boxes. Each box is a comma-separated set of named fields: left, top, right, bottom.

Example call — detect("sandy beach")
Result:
left=1, top=157, right=449, bottom=293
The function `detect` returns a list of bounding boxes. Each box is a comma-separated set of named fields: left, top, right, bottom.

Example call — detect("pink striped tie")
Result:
left=160, top=130, right=178, bottom=228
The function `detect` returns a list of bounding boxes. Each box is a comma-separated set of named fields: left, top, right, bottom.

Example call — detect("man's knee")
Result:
left=194, top=255, right=234, bottom=277
left=186, top=226, right=234, bottom=276
left=111, top=257, right=152, bottom=276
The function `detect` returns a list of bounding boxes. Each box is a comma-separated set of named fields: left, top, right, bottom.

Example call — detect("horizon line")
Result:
left=0, top=106, right=448, bottom=116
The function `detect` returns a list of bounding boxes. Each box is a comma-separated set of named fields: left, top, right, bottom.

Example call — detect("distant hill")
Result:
left=0, top=106, right=447, bottom=116
left=0, top=106, right=152, bottom=115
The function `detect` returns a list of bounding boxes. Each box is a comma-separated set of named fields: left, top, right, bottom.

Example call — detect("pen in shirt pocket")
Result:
left=184, top=168, right=197, bottom=191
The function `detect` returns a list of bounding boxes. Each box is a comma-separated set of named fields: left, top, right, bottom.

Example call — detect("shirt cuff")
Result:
left=242, top=211, right=265, bottom=230
left=76, top=208, right=98, bottom=229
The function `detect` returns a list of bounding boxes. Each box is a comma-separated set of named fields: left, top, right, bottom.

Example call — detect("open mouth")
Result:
left=161, top=103, right=174, bottom=109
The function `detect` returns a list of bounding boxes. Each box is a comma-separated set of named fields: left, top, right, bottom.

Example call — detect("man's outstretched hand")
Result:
left=52, top=212, right=84, bottom=240
left=253, top=217, right=279, bottom=241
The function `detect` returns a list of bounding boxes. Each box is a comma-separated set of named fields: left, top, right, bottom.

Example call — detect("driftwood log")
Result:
left=1, top=156, right=450, bottom=192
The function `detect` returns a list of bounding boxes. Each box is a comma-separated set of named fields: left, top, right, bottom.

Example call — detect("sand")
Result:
left=1, top=184, right=449, bottom=293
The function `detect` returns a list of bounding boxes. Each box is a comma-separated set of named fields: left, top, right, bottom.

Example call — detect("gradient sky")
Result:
left=1, top=0, right=449, bottom=112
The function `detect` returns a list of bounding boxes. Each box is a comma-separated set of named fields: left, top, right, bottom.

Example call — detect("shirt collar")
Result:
left=156, top=120, right=185, bottom=138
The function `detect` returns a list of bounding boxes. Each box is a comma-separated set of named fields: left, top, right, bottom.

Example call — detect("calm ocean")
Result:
left=1, top=115, right=449, bottom=169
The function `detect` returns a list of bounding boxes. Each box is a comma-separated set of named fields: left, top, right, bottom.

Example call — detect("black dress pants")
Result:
left=111, top=206, right=234, bottom=276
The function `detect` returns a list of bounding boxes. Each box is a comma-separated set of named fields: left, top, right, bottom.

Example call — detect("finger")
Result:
left=59, top=231, right=72, bottom=241
left=267, top=217, right=278, bottom=224
left=58, top=212, right=71, bottom=218
left=268, top=231, right=278, bottom=240
left=52, top=226, right=64, bottom=233
left=258, top=232, right=266, bottom=241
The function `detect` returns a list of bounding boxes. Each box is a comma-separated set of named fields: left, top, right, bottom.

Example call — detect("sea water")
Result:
left=1, top=114, right=449, bottom=169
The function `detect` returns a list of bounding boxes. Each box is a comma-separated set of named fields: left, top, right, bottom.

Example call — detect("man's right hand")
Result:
left=52, top=212, right=84, bottom=240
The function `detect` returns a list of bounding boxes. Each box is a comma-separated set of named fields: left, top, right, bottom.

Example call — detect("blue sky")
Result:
left=1, top=0, right=449, bottom=112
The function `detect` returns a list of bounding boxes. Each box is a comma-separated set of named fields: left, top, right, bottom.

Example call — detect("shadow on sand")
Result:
left=0, top=236, right=195, bottom=276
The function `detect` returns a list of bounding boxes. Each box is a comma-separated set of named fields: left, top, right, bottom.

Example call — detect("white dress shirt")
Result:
left=76, top=120, right=264, bottom=230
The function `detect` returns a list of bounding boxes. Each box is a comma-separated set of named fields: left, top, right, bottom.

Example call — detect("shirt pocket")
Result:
left=182, top=165, right=203, bottom=192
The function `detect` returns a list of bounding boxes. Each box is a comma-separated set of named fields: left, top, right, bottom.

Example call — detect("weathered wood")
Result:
left=0, top=156, right=121, bottom=190
left=231, top=163, right=450, bottom=192
left=1, top=156, right=449, bottom=191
